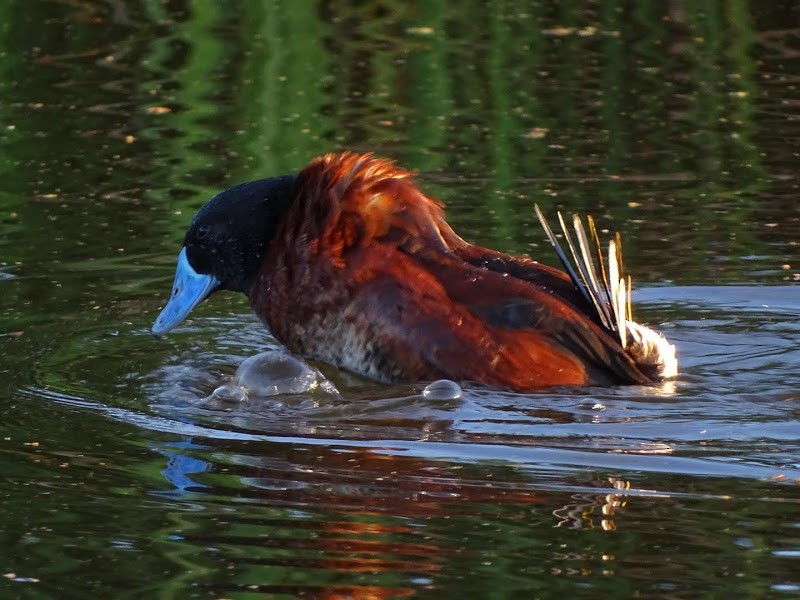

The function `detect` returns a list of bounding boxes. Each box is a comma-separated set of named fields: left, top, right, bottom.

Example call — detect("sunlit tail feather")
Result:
left=534, top=205, right=677, bottom=382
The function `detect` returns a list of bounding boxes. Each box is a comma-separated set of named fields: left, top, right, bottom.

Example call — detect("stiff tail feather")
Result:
left=534, top=205, right=677, bottom=382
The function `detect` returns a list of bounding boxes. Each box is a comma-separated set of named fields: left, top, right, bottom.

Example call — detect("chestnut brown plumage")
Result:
left=153, top=152, right=677, bottom=391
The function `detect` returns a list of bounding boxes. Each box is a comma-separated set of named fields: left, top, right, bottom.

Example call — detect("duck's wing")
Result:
left=336, top=239, right=651, bottom=389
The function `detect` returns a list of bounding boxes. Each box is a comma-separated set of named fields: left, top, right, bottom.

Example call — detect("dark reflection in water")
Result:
left=0, top=1, right=799, bottom=598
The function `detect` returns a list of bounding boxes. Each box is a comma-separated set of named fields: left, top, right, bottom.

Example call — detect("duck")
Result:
left=152, top=152, right=677, bottom=391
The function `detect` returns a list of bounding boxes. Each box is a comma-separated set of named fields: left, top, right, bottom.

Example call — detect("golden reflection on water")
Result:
left=553, top=477, right=631, bottom=532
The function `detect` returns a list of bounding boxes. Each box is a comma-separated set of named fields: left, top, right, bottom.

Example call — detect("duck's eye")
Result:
left=196, top=225, right=210, bottom=240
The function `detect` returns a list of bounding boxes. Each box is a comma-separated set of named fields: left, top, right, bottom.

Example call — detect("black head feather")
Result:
left=183, top=175, right=297, bottom=295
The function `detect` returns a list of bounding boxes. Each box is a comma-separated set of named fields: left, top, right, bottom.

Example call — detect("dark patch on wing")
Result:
left=470, top=297, right=550, bottom=330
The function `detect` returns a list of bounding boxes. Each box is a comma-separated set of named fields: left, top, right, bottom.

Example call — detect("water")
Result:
left=1, top=2, right=799, bottom=598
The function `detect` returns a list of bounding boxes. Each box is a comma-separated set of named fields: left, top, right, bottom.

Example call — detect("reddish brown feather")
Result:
left=250, top=152, right=652, bottom=390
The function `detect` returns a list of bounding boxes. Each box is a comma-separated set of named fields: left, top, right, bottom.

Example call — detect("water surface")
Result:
left=0, top=2, right=798, bottom=598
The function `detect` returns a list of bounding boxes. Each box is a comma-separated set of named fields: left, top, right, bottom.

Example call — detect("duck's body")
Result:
left=153, top=152, right=676, bottom=391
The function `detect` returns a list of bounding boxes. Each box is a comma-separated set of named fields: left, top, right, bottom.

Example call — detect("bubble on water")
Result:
left=422, top=379, right=462, bottom=401
left=208, top=383, right=248, bottom=404
left=318, top=380, right=339, bottom=395
left=235, top=351, right=322, bottom=396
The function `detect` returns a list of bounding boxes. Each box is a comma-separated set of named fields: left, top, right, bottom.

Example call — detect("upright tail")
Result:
left=534, top=205, right=677, bottom=382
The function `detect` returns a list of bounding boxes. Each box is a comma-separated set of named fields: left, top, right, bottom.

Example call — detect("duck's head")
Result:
left=152, top=175, right=296, bottom=336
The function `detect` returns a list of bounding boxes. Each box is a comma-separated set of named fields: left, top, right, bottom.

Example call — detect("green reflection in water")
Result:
left=235, top=0, right=333, bottom=176
left=0, top=0, right=788, bottom=278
